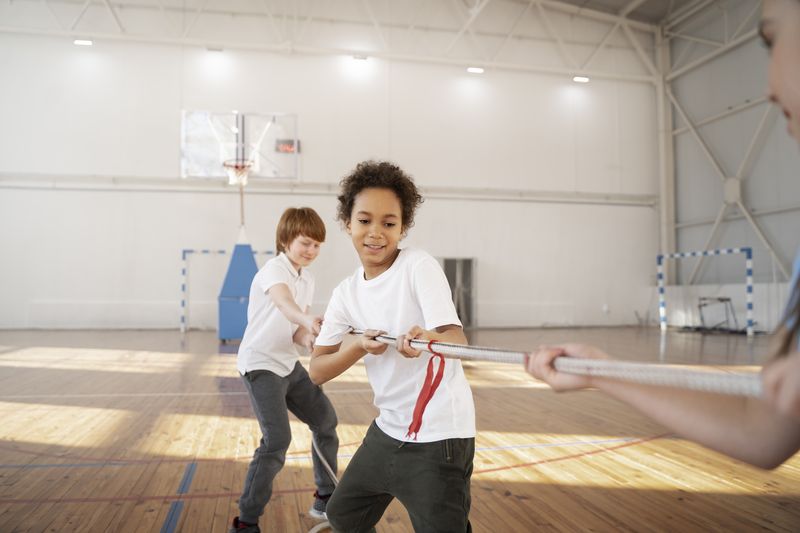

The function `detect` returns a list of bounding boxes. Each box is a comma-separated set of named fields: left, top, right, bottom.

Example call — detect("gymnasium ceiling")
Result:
left=546, top=0, right=699, bottom=23
left=0, top=0, right=739, bottom=83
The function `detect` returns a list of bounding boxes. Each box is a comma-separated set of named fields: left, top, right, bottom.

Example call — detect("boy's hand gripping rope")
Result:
left=349, top=329, right=763, bottom=398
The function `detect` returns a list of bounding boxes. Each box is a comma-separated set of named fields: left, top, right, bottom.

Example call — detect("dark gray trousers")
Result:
left=238, top=361, right=339, bottom=524
left=327, top=422, right=474, bottom=533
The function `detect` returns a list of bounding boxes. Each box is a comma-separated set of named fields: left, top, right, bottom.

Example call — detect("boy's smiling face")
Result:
left=284, top=234, right=322, bottom=270
left=346, top=187, right=404, bottom=279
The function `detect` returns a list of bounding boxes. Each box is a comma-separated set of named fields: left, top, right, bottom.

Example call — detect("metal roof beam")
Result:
left=666, top=29, right=757, bottom=81
left=41, top=0, right=65, bottom=29
left=731, top=1, right=760, bottom=41
left=672, top=97, right=768, bottom=136
left=0, top=24, right=657, bottom=84
left=406, top=0, right=428, bottom=32
left=444, top=0, right=492, bottom=55
left=361, top=0, right=388, bottom=50
left=182, top=0, right=209, bottom=38
left=69, top=0, right=93, bottom=31
left=258, top=0, right=284, bottom=43
left=677, top=204, right=800, bottom=230
left=539, top=0, right=655, bottom=33
left=664, top=0, right=715, bottom=31
left=101, top=0, right=124, bottom=33
left=13, top=0, right=654, bottom=47
left=296, top=0, right=318, bottom=43
left=153, top=0, right=178, bottom=34
left=620, top=0, right=647, bottom=17
left=667, top=88, right=728, bottom=181
left=665, top=31, right=722, bottom=47
left=492, top=0, right=533, bottom=62
left=621, top=22, right=656, bottom=76
left=535, top=1, right=576, bottom=69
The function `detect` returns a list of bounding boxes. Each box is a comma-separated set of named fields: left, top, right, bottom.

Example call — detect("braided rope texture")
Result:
left=349, top=330, right=762, bottom=398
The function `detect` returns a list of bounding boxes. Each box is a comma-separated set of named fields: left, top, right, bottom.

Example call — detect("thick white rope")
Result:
left=311, top=436, right=339, bottom=486
left=307, top=427, right=339, bottom=533
left=349, top=329, right=763, bottom=398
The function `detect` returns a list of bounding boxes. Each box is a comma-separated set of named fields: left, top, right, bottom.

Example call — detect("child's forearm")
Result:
left=274, top=296, right=307, bottom=326
left=593, top=377, right=800, bottom=469
left=310, top=343, right=367, bottom=385
left=431, top=326, right=467, bottom=346
left=292, top=326, right=309, bottom=344
left=268, top=284, right=310, bottom=326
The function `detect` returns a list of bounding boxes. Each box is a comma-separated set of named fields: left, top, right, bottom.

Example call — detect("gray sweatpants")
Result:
left=238, top=361, right=339, bottom=524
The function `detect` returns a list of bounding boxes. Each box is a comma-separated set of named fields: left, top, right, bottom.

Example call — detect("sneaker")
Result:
left=308, top=490, right=331, bottom=520
left=229, top=516, right=260, bottom=533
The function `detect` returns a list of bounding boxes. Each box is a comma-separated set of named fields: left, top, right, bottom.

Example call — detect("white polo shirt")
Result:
left=315, top=247, right=476, bottom=442
left=237, top=252, right=314, bottom=377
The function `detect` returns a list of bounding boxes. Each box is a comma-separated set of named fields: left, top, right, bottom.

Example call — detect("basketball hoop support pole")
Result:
left=239, top=183, right=245, bottom=228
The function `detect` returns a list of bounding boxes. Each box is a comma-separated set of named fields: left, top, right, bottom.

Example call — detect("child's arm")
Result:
left=396, top=324, right=467, bottom=358
left=763, top=352, right=800, bottom=419
left=268, top=284, right=323, bottom=334
left=309, top=330, right=388, bottom=385
left=528, top=344, right=800, bottom=469
left=293, top=327, right=314, bottom=351
left=292, top=306, right=318, bottom=351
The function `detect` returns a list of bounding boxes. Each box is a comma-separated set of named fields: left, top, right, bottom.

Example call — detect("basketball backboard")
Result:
left=180, top=111, right=299, bottom=180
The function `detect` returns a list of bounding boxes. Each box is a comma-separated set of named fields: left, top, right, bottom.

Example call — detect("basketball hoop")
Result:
left=223, top=159, right=253, bottom=187
left=223, top=159, right=253, bottom=228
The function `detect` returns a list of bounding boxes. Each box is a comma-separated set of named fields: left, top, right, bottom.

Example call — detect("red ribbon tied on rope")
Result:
left=405, top=340, right=446, bottom=440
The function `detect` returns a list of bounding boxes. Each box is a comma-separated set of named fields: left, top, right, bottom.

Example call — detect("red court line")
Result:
left=0, top=441, right=363, bottom=465
left=473, top=433, right=668, bottom=475
left=0, top=488, right=308, bottom=505
left=0, top=434, right=666, bottom=505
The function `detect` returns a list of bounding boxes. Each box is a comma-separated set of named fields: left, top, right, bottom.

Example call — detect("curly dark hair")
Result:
left=337, top=160, right=423, bottom=233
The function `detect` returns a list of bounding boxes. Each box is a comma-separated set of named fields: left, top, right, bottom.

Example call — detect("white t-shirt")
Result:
left=315, top=247, right=476, bottom=442
left=237, top=252, right=314, bottom=377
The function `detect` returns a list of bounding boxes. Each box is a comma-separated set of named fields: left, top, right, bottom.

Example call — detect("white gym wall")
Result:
left=5, top=1, right=785, bottom=331
left=0, top=32, right=657, bottom=329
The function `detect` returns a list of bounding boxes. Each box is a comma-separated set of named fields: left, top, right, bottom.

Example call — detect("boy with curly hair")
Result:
left=310, top=161, right=475, bottom=532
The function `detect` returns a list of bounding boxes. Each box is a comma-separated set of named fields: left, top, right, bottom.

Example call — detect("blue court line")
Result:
left=177, top=462, right=197, bottom=494
left=160, top=501, right=183, bottom=533
left=160, top=462, right=196, bottom=533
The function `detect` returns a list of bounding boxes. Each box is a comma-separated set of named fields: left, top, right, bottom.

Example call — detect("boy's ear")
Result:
left=345, top=220, right=352, bottom=235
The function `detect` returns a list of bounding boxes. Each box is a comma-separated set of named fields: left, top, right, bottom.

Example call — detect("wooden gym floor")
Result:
left=0, top=327, right=798, bottom=532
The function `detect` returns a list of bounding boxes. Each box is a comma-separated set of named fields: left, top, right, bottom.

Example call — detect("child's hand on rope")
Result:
left=361, top=329, right=389, bottom=356
left=396, top=325, right=432, bottom=358
left=293, top=329, right=316, bottom=352
left=526, top=343, right=607, bottom=392
left=302, top=314, right=323, bottom=336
